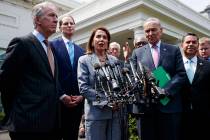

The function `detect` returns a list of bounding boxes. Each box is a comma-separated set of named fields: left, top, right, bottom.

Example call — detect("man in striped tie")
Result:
left=0, top=2, right=61, bottom=140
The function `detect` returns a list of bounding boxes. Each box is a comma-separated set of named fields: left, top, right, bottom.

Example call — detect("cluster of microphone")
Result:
left=93, top=59, right=166, bottom=109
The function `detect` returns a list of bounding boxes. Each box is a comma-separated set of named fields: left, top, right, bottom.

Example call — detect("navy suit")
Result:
left=182, top=57, right=210, bottom=140
left=51, top=37, right=84, bottom=140
left=0, top=33, right=60, bottom=139
left=132, top=42, right=186, bottom=140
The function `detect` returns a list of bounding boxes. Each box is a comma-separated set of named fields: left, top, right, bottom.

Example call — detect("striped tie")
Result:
left=43, top=40, right=55, bottom=76
left=152, top=45, right=159, bottom=67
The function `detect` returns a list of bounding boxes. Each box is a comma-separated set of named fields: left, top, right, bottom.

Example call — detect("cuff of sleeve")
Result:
left=60, top=94, right=67, bottom=100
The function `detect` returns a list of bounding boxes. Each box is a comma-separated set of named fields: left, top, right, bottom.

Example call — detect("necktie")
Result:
left=67, top=41, right=74, bottom=67
left=43, top=40, right=55, bottom=76
left=152, top=45, right=159, bottom=67
left=186, top=60, right=194, bottom=83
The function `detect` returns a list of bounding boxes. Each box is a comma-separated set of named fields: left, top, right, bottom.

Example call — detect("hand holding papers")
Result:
left=152, top=66, right=171, bottom=105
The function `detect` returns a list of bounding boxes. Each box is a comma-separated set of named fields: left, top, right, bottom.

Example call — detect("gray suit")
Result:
left=132, top=42, right=186, bottom=140
left=77, top=53, right=121, bottom=140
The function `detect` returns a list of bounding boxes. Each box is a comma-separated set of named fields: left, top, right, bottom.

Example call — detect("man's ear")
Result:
left=35, top=16, right=41, bottom=26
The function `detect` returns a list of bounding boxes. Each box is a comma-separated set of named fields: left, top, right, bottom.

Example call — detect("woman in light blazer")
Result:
left=77, top=27, right=121, bottom=140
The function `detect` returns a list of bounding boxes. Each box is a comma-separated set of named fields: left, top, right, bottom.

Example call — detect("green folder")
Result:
left=152, top=66, right=171, bottom=88
left=152, top=66, right=171, bottom=106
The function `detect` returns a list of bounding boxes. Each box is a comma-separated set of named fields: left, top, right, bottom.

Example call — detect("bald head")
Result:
left=143, top=17, right=163, bottom=45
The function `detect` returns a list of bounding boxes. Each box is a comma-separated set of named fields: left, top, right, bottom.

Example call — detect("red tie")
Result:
left=43, top=40, right=55, bottom=76
left=152, top=45, right=159, bottom=67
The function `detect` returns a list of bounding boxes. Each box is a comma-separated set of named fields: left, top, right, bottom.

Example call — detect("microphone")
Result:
left=137, top=61, right=147, bottom=96
left=110, top=63, right=120, bottom=83
left=101, top=63, right=111, bottom=81
left=149, top=75, right=165, bottom=98
left=105, top=62, right=119, bottom=90
left=122, top=67, right=133, bottom=86
left=115, top=61, right=124, bottom=84
left=128, top=58, right=138, bottom=82
left=94, top=63, right=112, bottom=101
left=104, top=62, right=115, bottom=80
left=137, top=61, right=144, bottom=76
left=93, top=63, right=102, bottom=101
left=94, top=63, right=101, bottom=70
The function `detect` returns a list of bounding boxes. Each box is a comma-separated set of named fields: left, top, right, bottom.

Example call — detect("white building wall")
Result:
left=0, top=1, right=33, bottom=50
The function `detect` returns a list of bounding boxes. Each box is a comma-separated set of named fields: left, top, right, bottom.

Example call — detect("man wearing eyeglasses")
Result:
left=133, top=36, right=148, bottom=48
left=131, top=17, right=186, bottom=140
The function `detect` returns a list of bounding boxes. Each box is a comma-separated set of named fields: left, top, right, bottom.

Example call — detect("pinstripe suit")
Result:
left=0, top=33, right=60, bottom=138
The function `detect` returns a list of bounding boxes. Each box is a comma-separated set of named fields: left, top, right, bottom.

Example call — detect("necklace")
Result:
left=98, top=55, right=107, bottom=62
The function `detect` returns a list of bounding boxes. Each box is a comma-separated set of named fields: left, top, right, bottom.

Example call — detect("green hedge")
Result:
left=0, top=111, right=5, bottom=121
left=128, top=114, right=139, bottom=140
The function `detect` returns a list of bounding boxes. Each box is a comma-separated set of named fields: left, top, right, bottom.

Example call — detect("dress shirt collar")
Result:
left=62, top=35, right=73, bottom=45
left=32, top=30, right=46, bottom=43
left=149, top=40, right=161, bottom=49
left=183, top=55, right=197, bottom=64
left=32, top=30, right=48, bottom=53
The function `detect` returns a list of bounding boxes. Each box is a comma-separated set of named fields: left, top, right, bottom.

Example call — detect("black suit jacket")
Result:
left=181, top=57, right=210, bottom=140
left=182, top=57, right=210, bottom=113
left=0, top=33, right=60, bottom=132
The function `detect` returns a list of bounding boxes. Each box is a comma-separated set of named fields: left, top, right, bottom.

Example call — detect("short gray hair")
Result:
left=143, top=17, right=161, bottom=28
left=32, top=2, right=57, bottom=27
left=109, top=42, right=121, bottom=51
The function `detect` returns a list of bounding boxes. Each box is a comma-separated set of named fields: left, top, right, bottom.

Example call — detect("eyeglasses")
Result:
left=135, top=41, right=147, bottom=48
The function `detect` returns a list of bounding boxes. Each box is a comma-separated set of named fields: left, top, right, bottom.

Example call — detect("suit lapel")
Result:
left=57, top=38, right=73, bottom=71
left=143, top=45, right=155, bottom=70
left=72, top=43, right=77, bottom=69
left=192, top=58, right=203, bottom=84
left=28, top=33, right=53, bottom=76
left=159, top=43, right=168, bottom=66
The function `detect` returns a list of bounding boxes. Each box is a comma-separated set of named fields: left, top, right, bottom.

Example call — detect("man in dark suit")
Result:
left=51, top=15, right=84, bottom=140
left=0, top=2, right=60, bottom=140
left=181, top=33, right=210, bottom=140
left=132, top=17, right=186, bottom=140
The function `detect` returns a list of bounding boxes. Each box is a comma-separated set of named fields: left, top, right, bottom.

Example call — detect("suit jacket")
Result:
left=78, top=53, right=121, bottom=120
left=51, top=37, right=84, bottom=96
left=0, top=33, right=60, bottom=132
left=132, top=42, right=186, bottom=113
left=182, top=57, right=210, bottom=113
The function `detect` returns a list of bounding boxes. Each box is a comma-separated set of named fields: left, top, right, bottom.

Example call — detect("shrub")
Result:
left=0, top=111, right=5, bottom=121
left=128, top=114, right=139, bottom=140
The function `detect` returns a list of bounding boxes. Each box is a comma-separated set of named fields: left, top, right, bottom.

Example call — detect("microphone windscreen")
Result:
left=122, top=67, right=130, bottom=75
left=94, top=63, right=101, bottom=70
left=115, top=61, right=120, bottom=66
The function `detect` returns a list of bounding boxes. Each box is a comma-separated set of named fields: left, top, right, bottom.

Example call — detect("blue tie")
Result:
left=186, top=60, right=194, bottom=83
left=67, top=41, right=74, bottom=67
